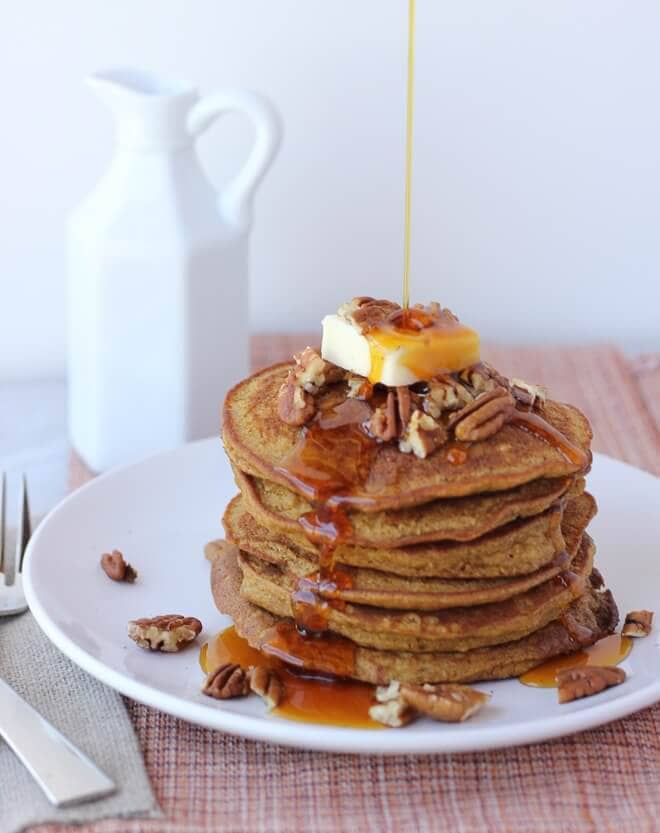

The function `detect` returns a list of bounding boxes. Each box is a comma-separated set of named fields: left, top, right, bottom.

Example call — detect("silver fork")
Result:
left=0, top=473, right=116, bottom=806
left=0, top=473, right=30, bottom=615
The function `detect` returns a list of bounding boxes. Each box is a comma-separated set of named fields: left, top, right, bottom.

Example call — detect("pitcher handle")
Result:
left=187, top=90, right=281, bottom=230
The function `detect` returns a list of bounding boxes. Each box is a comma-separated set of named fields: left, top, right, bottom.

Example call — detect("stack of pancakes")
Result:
left=211, top=362, right=618, bottom=684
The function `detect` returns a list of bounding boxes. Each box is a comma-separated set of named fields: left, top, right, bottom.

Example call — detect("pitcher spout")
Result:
left=87, top=68, right=198, bottom=151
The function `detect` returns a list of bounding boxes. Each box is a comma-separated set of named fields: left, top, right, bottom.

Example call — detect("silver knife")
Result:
left=0, top=676, right=116, bottom=806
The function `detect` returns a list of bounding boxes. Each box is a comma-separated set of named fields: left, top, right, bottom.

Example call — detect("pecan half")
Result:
left=368, top=391, right=398, bottom=441
left=400, top=683, right=490, bottom=722
left=399, top=410, right=446, bottom=459
left=622, top=609, right=654, bottom=638
left=128, top=614, right=202, bottom=652
left=396, top=386, right=412, bottom=429
left=510, top=378, right=547, bottom=409
left=249, top=665, right=284, bottom=709
left=277, top=370, right=316, bottom=426
left=100, top=549, right=137, bottom=583
left=450, top=388, right=515, bottom=442
left=202, top=663, right=250, bottom=699
left=556, top=666, right=626, bottom=704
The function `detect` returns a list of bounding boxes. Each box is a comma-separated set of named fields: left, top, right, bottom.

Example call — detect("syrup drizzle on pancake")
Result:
left=274, top=387, right=588, bottom=646
left=275, top=397, right=375, bottom=637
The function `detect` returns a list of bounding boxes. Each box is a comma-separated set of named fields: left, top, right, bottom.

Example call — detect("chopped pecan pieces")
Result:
left=369, top=699, right=417, bottom=728
left=203, top=663, right=250, bottom=699
left=400, top=683, right=490, bottom=722
left=277, top=370, right=316, bottom=426
left=249, top=665, right=284, bottom=709
left=556, top=666, right=626, bottom=703
left=368, top=391, right=398, bottom=441
left=337, top=297, right=400, bottom=332
left=510, top=378, right=547, bottom=409
left=293, top=346, right=345, bottom=392
left=622, top=609, right=654, bottom=638
left=100, top=549, right=137, bottom=583
left=128, top=614, right=202, bottom=652
left=369, top=684, right=417, bottom=728
left=346, top=374, right=373, bottom=400
left=423, top=377, right=472, bottom=418
left=460, top=362, right=509, bottom=394
left=277, top=348, right=346, bottom=426
left=450, top=388, right=515, bottom=442
left=399, top=411, right=446, bottom=459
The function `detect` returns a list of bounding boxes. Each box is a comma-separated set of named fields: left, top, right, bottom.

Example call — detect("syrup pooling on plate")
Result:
left=201, top=625, right=380, bottom=728
left=519, top=634, right=632, bottom=688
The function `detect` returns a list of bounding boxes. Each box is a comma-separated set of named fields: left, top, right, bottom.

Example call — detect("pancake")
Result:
left=210, top=544, right=618, bottom=683
left=236, top=467, right=582, bottom=554
left=223, top=363, right=592, bottom=510
left=219, top=493, right=596, bottom=609
left=234, top=531, right=594, bottom=653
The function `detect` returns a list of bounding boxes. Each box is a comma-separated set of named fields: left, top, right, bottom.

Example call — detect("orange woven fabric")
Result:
left=50, top=339, right=660, bottom=833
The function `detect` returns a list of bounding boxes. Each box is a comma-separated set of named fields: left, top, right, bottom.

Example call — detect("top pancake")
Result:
left=223, top=362, right=593, bottom=511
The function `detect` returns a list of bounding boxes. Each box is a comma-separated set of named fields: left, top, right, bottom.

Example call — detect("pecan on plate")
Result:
left=100, top=549, right=137, bottom=583
left=622, top=609, right=654, bottom=638
left=369, top=682, right=417, bottom=728
left=249, top=665, right=284, bottom=709
left=450, top=388, right=515, bottom=442
left=399, top=410, right=446, bottom=459
left=556, top=666, right=626, bottom=704
left=400, top=683, right=490, bottom=722
left=202, top=663, right=251, bottom=699
left=128, top=614, right=202, bottom=652
left=277, top=370, right=316, bottom=426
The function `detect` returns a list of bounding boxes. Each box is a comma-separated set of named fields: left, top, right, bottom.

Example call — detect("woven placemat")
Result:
left=43, top=340, right=660, bottom=833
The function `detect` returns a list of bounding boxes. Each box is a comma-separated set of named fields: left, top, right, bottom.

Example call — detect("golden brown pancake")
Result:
left=235, top=467, right=582, bottom=555
left=219, top=492, right=595, bottom=609
left=234, top=532, right=594, bottom=653
left=223, top=363, right=592, bottom=510
left=209, top=544, right=618, bottom=684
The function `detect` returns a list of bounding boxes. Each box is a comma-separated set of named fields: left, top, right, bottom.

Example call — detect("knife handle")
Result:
left=0, top=676, right=115, bottom=806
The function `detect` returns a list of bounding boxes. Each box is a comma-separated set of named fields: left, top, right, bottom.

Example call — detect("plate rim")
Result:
left=23, top=442, right=660, bottom=755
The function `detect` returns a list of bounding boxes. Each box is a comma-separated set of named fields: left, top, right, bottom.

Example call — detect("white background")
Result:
left=1, top=0, right=658, bottom=379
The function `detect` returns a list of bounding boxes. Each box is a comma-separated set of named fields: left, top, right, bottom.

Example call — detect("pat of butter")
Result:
left=321, top=313, right=480, bottom=386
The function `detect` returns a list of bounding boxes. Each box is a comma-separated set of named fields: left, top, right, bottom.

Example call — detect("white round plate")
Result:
left=23, top=442, right=660, bottom=755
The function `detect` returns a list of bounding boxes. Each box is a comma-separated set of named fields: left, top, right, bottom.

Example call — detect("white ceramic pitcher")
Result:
left=67, top=68, right=280, bottom=471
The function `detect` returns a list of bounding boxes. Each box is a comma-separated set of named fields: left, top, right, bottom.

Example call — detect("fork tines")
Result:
left=16, top=476, right=32, bottom=573
left=0, top=474, right=32, bottom=576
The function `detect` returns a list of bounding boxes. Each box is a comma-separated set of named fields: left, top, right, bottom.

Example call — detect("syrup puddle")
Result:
left=201, top=626, right=382, bottom=729
left=519, top=634, right=632, bottom=688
